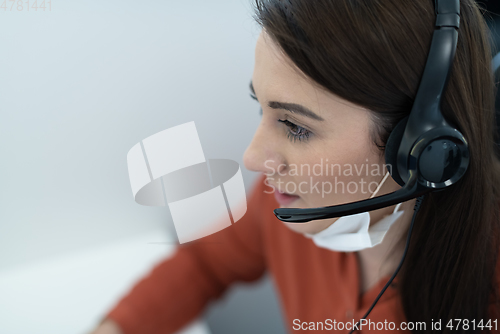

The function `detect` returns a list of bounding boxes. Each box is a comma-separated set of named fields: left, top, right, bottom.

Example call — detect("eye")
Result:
left=278, top=119, right=312, bottom=143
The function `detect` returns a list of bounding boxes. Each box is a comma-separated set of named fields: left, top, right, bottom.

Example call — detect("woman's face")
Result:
left=243, top=31, right=401, bottom=235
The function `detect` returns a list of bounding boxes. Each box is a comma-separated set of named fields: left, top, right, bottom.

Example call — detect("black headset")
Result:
left=273, top=0, right=468, bottom=223
left=269, top=1, right=468, bottom=331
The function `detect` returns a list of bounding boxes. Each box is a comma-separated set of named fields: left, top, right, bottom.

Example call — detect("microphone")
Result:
left=273, top=171, right=431, bottom=223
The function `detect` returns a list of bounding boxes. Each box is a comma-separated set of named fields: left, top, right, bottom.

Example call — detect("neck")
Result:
left=356, top=198, right=416, bottom=294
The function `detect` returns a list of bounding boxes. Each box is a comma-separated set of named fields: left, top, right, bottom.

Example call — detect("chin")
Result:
left=282, top=222, right=314, bottom=235
left=273, top=198, right=317, bottom=233
left=282, top=218, right=337, bottom=235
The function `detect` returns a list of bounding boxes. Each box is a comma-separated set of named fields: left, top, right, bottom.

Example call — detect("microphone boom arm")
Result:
left=273, top=171, right=430, bottom=223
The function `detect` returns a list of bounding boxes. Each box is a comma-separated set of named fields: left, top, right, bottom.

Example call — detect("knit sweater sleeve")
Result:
left=104, top=174, right=269, bottom=334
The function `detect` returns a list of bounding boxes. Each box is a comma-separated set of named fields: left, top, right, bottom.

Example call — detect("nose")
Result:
left=243, top=122, right=286, bottom=176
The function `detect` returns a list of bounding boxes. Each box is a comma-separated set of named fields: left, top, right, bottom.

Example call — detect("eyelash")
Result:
left=250, top=93, right=312, bottom=143
left=278, top=119, right=312, bottom=143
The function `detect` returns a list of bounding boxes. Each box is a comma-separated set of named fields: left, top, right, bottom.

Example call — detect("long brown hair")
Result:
left=252, top=0, right=500, bottom=331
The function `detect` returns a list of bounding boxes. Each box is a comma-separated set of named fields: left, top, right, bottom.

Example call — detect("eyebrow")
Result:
left=249, top=81, right=325, bottom=122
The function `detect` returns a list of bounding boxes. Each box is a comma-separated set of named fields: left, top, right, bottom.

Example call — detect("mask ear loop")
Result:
left=369, top=171, right=404, bottom=214
left=369, top=171, right=391, bottom=199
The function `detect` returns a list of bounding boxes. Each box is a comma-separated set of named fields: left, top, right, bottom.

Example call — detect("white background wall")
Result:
left=1, top=2, right=290, bottom=333
left=0, top=0, right=264, bottom=270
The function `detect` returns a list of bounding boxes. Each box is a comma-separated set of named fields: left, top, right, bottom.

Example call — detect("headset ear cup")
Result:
left=384, top=116, right=409, bottom=187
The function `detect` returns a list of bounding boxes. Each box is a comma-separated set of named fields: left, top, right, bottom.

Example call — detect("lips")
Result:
left=266, top=179, right=301, bottom=206
left=273, top=189, right=300, bottom=206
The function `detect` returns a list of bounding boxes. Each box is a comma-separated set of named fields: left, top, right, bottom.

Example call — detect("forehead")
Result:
left=253, top=32, right=312, bottom=98
left=252, top=32, right=368, bottom=119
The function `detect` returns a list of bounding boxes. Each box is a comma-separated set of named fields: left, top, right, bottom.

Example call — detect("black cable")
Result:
left=348, top=195, right=425, bottom=334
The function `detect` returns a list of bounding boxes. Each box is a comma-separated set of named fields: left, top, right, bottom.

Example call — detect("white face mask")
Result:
left=303, top=172, right=404, bottom=252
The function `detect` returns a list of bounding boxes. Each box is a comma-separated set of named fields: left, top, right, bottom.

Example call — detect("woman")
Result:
left=92, top=0, right=500, bottom=333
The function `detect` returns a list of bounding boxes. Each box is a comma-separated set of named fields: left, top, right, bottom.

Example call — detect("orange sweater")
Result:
left=106, top=174, right=500, bottom=333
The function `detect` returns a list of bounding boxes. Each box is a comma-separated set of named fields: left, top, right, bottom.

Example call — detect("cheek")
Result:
left=292, top=153, right=385, bottom=205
